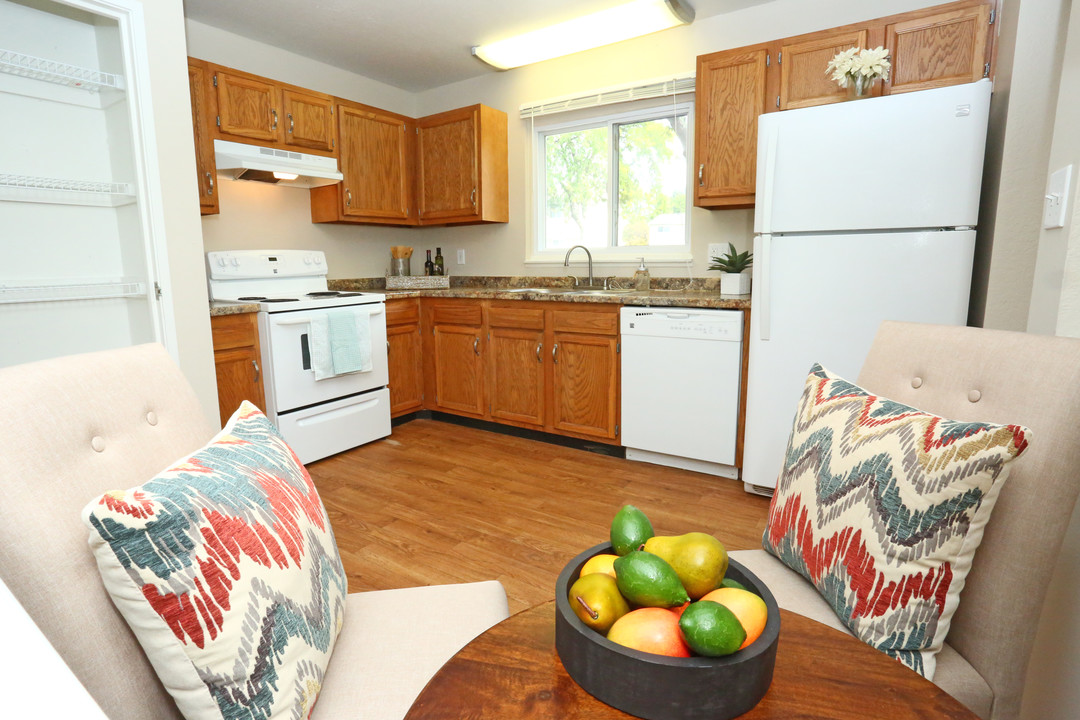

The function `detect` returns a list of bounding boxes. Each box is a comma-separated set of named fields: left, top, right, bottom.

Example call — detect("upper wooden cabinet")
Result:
left=208, top=63, right=337, bottom=156
left=693, top=0, right=996, bottom=211
left=779, top=29, right=869, bottom=109
left=693, top=45, right=771, bottom=209
left=417, top=104, right=508, bottom=225
left=884, top=3, right=992, bottom=95
left=310, top=101, right=415, bottom=225
left=187, top=58, right=218, bottom=216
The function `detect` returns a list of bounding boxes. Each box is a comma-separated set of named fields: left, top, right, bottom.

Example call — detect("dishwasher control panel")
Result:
left=620, top=308, right=743, bottom=341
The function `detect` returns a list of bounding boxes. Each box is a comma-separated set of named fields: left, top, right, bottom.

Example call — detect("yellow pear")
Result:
left=642, top=532, right=728, bottom=600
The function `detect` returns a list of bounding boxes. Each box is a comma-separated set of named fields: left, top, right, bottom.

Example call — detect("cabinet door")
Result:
left=214, top=67, right=279, bottom=142
left=387, top=323, right=424, bottom=417
left=282, top=88, right=335, bottom=152
left=214, top=346, right=265, bottom=426
left=489, top=326, right=545, bottom=427
left=779, top=28, right=870, bottom=109
left=187, top=60, right=218, bottom=215
left=339, top=105, right=411, bottom=221
left=431, top=324, right=485, bottom=416
left=694, top=47, right=770, bottom=209
left=885, top=4, right=991, bottom=95
left=417, top=107, right=479, bottom=222
left=551, top=332, right=618, bottom=440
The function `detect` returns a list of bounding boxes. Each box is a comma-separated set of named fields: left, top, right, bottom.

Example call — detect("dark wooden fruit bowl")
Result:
left=555, top=542, right=780, bottom=720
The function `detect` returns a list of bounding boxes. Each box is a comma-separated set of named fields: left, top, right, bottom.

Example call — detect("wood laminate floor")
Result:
left=307, top=419, right=772, bottom=614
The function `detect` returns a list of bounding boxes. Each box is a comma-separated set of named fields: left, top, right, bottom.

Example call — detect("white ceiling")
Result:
left=182, top=0, right=771, bottom=92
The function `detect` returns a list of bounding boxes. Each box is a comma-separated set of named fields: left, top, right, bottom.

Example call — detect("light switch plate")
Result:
left=1044, top=165, right=1073, bottom=229
left=456, top=249, right=466, bottom=265
left=708, top=243, right=724, bottom=260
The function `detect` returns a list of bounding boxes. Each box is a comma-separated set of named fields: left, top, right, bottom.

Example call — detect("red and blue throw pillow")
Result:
left=762, top=364, right=1030, bottom=679
left=82, top=401, right=346, bottom=720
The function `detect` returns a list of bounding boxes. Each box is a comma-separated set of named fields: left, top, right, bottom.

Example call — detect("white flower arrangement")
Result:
left=826, top=46, right=891, bottom=92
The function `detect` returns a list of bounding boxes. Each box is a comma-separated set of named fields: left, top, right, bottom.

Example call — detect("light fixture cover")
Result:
left=472, top=0, right=695, bottom=71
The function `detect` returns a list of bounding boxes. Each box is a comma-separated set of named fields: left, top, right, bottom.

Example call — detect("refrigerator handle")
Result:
left=759, top=124, right=779, bottom=234
left=758, top=234, right=772, bottom=341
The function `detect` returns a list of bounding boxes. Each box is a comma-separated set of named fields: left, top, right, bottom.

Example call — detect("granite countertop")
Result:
left=209, top=276, right=751, bottom=316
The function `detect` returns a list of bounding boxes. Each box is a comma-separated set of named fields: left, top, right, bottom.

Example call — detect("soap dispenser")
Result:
left=633, top=257, right=650, bottom=291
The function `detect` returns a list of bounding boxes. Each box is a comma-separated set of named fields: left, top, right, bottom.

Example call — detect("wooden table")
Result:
left=405, top=602, right=978, bottom=720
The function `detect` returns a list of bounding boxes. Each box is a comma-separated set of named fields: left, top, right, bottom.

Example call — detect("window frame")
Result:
left=528, top=99, right=695, bottom=265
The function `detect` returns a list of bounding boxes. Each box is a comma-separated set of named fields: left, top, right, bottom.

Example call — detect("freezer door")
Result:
left=755, top=80, right=991, bottom=234
left=741, top=230, right=975, bottom=491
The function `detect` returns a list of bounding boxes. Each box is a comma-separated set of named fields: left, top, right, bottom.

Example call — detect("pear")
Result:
left=568, top=572, right=630, bottom=634
left=643, top=532, right=729, bottom=600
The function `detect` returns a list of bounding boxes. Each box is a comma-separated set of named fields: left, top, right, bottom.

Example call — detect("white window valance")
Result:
left=519, top=73, right=695, bottom=119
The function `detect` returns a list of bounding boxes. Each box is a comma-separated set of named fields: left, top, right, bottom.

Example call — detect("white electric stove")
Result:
left=207, top=250, right=390, bottom=463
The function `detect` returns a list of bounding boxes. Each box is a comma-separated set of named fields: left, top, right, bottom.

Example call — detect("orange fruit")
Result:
left=607, top=607, right=692, bottom=657
left=579, top=553, right=619, bottom=578
left=699, top=587, right=767, bottom=650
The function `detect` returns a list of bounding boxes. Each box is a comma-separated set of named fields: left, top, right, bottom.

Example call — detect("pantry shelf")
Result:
left=0, top=280, right=146, bottom=305
left=0, top=174, right=136, bottom=206
left=0, top=49, right=124, bottom=93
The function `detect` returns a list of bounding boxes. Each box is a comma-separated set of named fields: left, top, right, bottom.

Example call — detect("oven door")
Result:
left=259, top=302, right=389, bottom=413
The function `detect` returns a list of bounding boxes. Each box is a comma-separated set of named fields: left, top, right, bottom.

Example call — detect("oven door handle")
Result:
left=272, top=306, right=385, bottom=326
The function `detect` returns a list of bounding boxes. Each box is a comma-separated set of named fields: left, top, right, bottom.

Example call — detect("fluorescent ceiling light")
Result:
left=472, top=0, right=695, bottom=71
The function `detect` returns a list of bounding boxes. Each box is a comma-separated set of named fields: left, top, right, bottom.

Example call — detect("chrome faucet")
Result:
left=563, top=245, right=594, bottom=287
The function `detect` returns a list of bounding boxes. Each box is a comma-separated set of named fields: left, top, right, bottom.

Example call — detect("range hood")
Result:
left=213, top=139, right=343, bottom=188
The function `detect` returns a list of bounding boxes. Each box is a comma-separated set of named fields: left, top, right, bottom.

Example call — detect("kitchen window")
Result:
left=532, top=102, right=692, bottom=262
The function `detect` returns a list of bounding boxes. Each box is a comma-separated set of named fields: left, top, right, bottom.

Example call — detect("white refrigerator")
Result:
left=741, top=79, right=992, bottom=495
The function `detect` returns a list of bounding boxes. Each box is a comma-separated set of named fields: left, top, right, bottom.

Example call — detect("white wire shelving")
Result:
left=0, top=174, right=136, bottom=206
left=0, top=49, right=124, bottom=93
left=0, top=280, right=146, bottom=305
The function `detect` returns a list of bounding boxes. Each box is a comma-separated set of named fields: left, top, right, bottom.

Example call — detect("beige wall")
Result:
left=142, top=0, right=218, bottom=426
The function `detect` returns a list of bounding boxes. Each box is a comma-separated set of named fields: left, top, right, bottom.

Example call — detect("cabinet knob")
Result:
left=271, top=108, right=278, bottom=131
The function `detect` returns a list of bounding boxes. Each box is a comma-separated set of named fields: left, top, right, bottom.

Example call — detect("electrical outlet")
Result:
left=708, top=243, right=724, bottom=260
left=456, top=249, right=466, bottom=265
left=1044, top=165, right=1073, bottom=230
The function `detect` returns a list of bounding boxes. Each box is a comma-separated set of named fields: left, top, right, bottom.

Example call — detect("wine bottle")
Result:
left=434, top=247, right=445, bottom=276
left=424, top=250, right=434, bottom=276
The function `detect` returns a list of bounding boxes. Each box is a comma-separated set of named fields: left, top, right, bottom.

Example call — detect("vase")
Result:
left=847, top=74, right=874, bottom=100
left=720, top=272, right=751, bottom=295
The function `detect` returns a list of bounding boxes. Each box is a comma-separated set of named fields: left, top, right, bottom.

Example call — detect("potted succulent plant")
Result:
left=709, top=243, right=753, bottom=295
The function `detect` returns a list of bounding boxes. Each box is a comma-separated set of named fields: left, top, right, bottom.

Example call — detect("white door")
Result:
left=754, top=80, right=991, bottom=235
left=741, top=230, right=975, bottom=491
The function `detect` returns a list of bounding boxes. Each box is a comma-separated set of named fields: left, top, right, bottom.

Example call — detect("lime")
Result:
left=610, top=504, right=654, bottom=556
left=678, top=600, right=746, bottom=657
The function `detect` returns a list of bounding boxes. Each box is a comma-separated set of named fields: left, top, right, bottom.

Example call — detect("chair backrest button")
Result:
left=911, top=377, right=923, bottom=389
left=146, top=411, right=158, bottom=426
left=968, top=389, right=982, bottom=403
left=91, top=436, right=105, bottom=452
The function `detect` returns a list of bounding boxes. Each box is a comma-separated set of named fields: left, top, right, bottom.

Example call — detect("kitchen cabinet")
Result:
left=207, top=63, right=337, bottom=156
left=187, top=58, right=218, bottom=215
left=693, top=0, right=995, bottom=211
left=693, top=44, right=772, bottom=209
left=386, top=298, right=424, bottom=417
left=884, top=3, right=992, bottom=95
left=425, top=299, right=486, bottom=417
left=550, top=308, right=620, bottom=441
left=417, top=104, right=508, bottom=225
left=488, top=305, right=546, bottom=428
left=310, top=101, right=415, bottom=225
left=210, top=313, right=265, bottom=427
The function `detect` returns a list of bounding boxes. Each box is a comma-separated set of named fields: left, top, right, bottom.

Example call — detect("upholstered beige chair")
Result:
left=0, top=343, right=509, bottom=719
left=732, top=320, right=1080, bottom=720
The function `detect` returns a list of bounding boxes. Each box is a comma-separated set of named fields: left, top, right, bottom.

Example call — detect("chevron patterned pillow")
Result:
left=82, top=402, right=346, bottom=720
left=762, top=364, right=1030, bottom=679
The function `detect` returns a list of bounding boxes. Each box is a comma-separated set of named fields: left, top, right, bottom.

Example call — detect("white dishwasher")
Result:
left=620, top=307, right=743, bottom=479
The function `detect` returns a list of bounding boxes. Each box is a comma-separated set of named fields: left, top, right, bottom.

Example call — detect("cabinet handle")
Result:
left=386, top=340, right=390, bottom=357
left=698, top=164, right=704, bottom=186
left=536, top=342, right=543, bottom=363
left=473, top=337, right=480, bottom=356
left=345, top=188, right=352, bottom=207
left=206, top=171, right=214, bottom=196
left=252, top=359, right=260, bottom=383
left=552, top=343, right=559, bottom=364
left=470, top=187, right=476, bottom=207
left=271, top=108, right=278, bottom=130
left=288, top=112, right=294, bottom=133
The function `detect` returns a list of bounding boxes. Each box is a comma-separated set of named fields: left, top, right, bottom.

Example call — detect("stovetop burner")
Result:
left=306, top=291, right=340, bottom=297
left=237, top=296, right=299, bottom=303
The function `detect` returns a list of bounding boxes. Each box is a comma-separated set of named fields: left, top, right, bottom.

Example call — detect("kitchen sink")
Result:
left=569, top=288, right=635, bottom=295
left=502, top=287, right=565, bottom=294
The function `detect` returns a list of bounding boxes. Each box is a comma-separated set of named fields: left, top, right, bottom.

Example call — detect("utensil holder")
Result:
left=390, top=257, right=410, bottom=276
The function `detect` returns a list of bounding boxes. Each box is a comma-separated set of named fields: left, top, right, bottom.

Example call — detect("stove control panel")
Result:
left=207, top=250, right=325, bottom=280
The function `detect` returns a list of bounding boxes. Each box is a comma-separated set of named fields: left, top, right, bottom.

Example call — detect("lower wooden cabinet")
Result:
left=420, top=298, right=620, bottom=444
left=210, top=313, right=265, bottom=426
left=386, top=299, right=424, bottom=417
